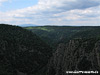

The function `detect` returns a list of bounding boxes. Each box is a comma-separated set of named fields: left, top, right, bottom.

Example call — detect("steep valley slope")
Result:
left=47, top=38, right=100, bottom=75
left=25, top=26, right=100, bottom=49
left=25, top=26, right=100, bottom=75
left=1, top=24, right=100, bottom=75
left=0, top=24, right=52, bottom=75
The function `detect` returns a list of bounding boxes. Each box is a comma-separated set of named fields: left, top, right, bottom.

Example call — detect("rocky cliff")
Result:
left=47, top=38, right=100, bottom=75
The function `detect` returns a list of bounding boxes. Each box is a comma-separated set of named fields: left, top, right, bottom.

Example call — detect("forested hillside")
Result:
left=1, top=24, right=100, bottom=75
left=25, top=26, right=100, bottom=75
left=25, top=26, right=100, bottom=49
left=0, top=24, right=52, bottom=75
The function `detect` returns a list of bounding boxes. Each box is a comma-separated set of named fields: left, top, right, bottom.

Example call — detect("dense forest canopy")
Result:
left=0, top=24, right=52, bottom=75
left=25, top=26, right=100, bottom=48
left=1, top=24, right=100, bottom=75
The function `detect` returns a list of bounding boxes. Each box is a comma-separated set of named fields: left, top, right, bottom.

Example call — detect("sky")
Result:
left=0, top=0, right=100, bottom=26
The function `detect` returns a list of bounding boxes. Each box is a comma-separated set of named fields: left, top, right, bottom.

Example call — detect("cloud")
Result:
left=0, top=0, right=8, bottom=3
left=35, top=0, right=100, bottom=13
left=0, top=0, right=10, bottom=6
left=0, top=0, right=100, bottom=25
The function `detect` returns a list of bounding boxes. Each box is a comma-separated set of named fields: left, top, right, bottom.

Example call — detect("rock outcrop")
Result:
left=47, top=38, right=100, bottom=75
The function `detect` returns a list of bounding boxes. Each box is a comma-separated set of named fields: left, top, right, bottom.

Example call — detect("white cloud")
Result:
left=0, top=0, right=100, bottom=25
left=0, top=0, right=8, bottom=3
left=0, top=0, right=11, bottom=6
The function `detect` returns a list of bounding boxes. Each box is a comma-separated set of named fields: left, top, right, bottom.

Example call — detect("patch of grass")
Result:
left=25, top=27, right=33, bottom=29
left=26, top=27, right=53, bottom=32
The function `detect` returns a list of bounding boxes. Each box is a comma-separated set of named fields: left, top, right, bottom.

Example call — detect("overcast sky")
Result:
left=0, top=0, right=100, bottom=26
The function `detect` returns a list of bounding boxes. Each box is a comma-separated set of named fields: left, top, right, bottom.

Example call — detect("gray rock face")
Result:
left=17, top=70, right=27, bottom=75
left=47, top=39, right=100, bottom=75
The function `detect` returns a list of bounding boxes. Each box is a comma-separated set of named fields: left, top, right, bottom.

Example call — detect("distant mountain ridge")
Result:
left=19, top=24, right=39, bottom=27
left=25, top=26, right=100, bottom=49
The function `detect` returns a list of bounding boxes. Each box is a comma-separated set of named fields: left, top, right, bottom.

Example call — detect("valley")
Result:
left=0, top=24, right=100, bottom=75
